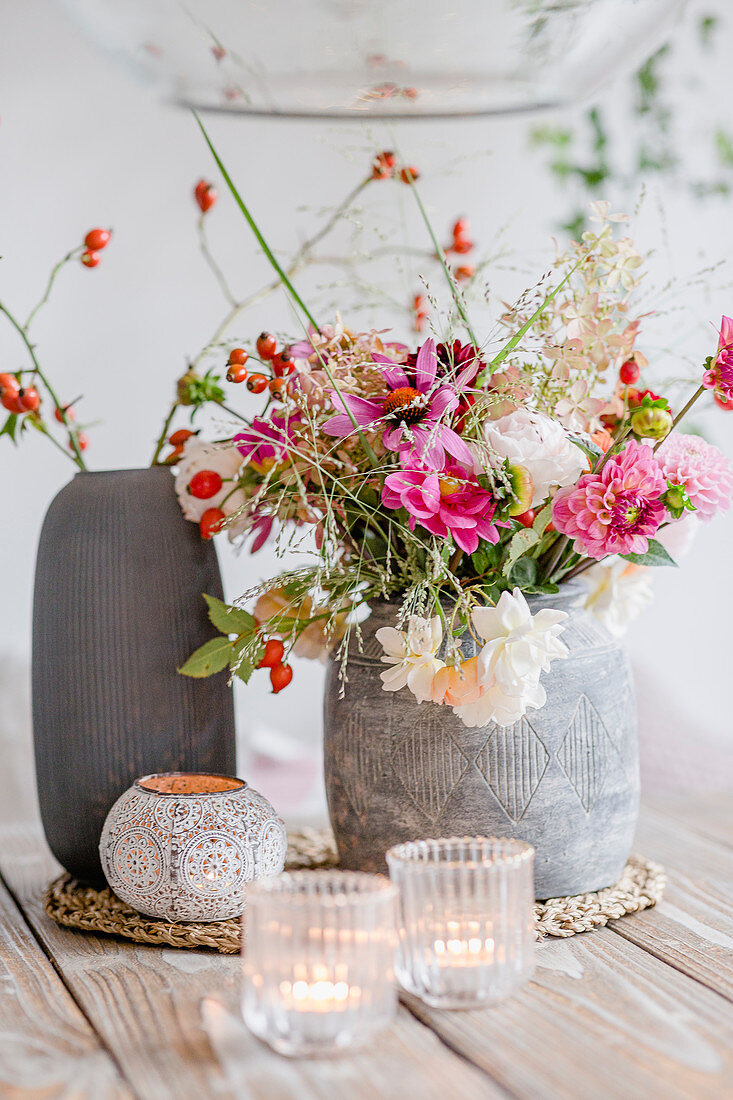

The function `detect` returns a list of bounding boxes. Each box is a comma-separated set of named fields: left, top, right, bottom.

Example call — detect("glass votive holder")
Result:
left=242, top=871, right=397, bottom=1057
left=386, top=836, right=535, bottom=1009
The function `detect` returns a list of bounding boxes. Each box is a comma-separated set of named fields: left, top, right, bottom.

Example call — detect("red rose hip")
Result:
left=256, top=332, right=277, bottom=360
left=619, top=359, right=640, bottom=385
left=270, top=662, right=293, bottom=693
left=188, top=470, right=223, bottom=499
left=84, top=228, right=111, bottom=251
left=258, top=638, right=285, bottom=668
left=199, top=507, right=225, bottom=539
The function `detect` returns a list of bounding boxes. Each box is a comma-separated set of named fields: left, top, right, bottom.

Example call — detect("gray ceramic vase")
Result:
left=32, top=468, right=236, bottom=885
left=324, top=581, right=639, bottom=899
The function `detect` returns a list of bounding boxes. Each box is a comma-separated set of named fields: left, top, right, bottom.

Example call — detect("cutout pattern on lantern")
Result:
left=100, top=773, right=287, bottom=921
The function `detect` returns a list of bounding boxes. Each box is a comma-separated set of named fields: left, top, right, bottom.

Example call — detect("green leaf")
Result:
left=0, top=414, right=18, bottom=443
left=502, top=528, right=539, bottom=578
left=568, top=434, right=602, bottom=463
left=203, top=593, right=256, bottom=636
left=471, top=549, right=488, bottom=575
left=532, top=503, right=553, bottom=538
left=509, top=556, right=537, bottom=587
left=178, top=637, right=233, bottom=677
left=620, top=538, right=677, bottom=568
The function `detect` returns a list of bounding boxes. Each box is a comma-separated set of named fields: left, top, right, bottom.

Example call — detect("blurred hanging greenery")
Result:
left=530, top=11, right=733, bottom=235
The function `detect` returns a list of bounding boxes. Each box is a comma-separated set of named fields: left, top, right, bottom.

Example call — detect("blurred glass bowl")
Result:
left=59, top=0, right=685, bottom=119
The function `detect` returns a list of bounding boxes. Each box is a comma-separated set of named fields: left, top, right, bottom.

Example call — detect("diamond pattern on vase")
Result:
left=558, top=694, right=613, bottom=813
left=474, top=718, right=549, bottom=822
left=331, top=703, right=384, bottom=818
left=390, top=710, right=469, bottom=822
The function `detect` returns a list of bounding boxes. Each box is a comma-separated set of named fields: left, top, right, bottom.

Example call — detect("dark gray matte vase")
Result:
left=324, top=582, right=639, bottom=898
left=32, top=468, right=236, bottom=884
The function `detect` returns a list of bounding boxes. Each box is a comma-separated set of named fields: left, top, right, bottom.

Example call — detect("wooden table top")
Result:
left=0, top=765, right=731, bottom=1098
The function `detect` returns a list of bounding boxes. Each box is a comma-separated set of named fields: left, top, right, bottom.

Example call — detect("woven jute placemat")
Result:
left=43, top=828, right=666, bottom=955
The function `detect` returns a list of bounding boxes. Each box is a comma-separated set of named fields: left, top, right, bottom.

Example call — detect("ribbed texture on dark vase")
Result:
left=32, top=468, right=236, bottom=884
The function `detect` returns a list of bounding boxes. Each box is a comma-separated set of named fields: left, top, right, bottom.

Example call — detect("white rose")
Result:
left=174, top=439, right=248, bottom=539
left=482, top=407, right=588, bottom=507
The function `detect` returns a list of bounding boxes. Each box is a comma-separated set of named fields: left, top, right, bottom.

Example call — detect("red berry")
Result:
left=228, top=347, right=249, bottom=365
left=714, top=391, right=733, bottom=410
left=227, top=364, right=248, bottom=384
left=1, top=389, right=22, bottom=412
left=270, top=662, right=293, bottom=693
left=81, top=250, right=100, bottom=268
left=272, top=351, right=294, bottom=377
left=258, top=638, right=285, bottom=669
left=516, top=510, right=536, bottom=528
left=452, top=217, right=470, bottom=238
left=188, top=470, right=223, bottom=499
left=199, top=507, right=225, bottom=539
left=84, top=228, right=111, bottom=251
left=246, top=373, right=268, bottom=394
left=55, top=405, right=75, bottom=423
left=451, top=235, right=474, bottom=254
left=69, top=432, right=89, bottom=453
left=372, top=151, right=396, bottom=179
left=256, top=332, right=277, bottom=360
left=268, top=378, right=288, bottom=401
left=17, top=386, right=40, bottom=412
left=455, top=264, right=475, bottom=281
left=166, top=444, right=185, bottom=463
left=194, top=180, right=217, bottom=213
left=169, top=428, right=195, bottom=446
left=399, top=166, right=420, bottom=184
left=0, top=373, right=19, bottom=394
left=619, top=359, right=640, bottom=385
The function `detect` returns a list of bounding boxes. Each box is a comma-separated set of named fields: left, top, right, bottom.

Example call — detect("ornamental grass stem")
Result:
left=653, top=383, right=705, bottom=452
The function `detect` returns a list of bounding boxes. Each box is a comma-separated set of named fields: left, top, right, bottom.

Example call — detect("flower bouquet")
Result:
left=167, top=128, right=731, bottom=890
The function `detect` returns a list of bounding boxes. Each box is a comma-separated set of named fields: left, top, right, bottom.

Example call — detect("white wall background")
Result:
left=1, top=0, right=731, bottom=819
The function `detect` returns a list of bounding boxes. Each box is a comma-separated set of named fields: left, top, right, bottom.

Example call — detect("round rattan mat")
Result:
left=43, top=828, right=665, bottom=955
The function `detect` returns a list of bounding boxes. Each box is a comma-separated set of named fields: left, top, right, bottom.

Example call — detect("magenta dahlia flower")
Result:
left=382, top=456, right=503, bottom=554
left=702, top=315, right=733, bottom=406
left=551, top=440, right=667, bottom=559
left=234, top=412, right=298, bottom=473
left=657, top=432, right=733, bottom=521
left=323, top=338, right=474, bottom=467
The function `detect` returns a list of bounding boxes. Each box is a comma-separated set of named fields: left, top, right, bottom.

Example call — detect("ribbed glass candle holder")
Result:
left=242, top=871, right=397, bottom=1056
left=386, top=837, right=535, bottom=1009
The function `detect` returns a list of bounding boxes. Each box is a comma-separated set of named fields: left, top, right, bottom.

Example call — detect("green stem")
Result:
left=194, top=110, right=319, bottom=330
left=25, top=248, right=82, bottom=330
left=404, top=169, right=479, bottom=349
left=0, top=302, right=86, bottom=469
left=151, top=404, right=178, bottom=466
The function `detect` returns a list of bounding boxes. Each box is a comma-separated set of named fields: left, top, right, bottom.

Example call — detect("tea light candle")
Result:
left=387, top=837, right=535, bottom=1009
left=242, top=871, right=396, bottom=1057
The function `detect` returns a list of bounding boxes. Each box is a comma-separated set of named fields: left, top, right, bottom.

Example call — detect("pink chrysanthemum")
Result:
left=702, top=315, right=733, bottom=406
left=657, top=432, right=733, bottom=521
left=382, top=456, right=503, bottom=554
left=551, top=439, right=667, bottom=559
left=323, top=338, right=474, bottom=468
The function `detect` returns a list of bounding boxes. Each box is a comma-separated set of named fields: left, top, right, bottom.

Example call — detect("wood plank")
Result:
left=645, top=794, right=733, bottom=852
left=201, top=999, right=500, bottom=1100
left=603, top=805, right=733, bottom=1002
left=0, top=865, right=131, bottom=1099
left=0, top=826, right=501, bottom=1100
left=402, top=928, right=733, bottom=1100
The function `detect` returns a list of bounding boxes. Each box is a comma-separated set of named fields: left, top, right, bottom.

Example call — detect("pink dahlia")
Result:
left=234, top=412, right=298, bottom=473
left=551, top=439, right=667, bottom=559
left=657, top=432, right=733, bottom=521
left=702, top=315, right=733, bottom=406
left=382, top=456, right=503, bottom=554
left=323, top=338, right=474, bottom=467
